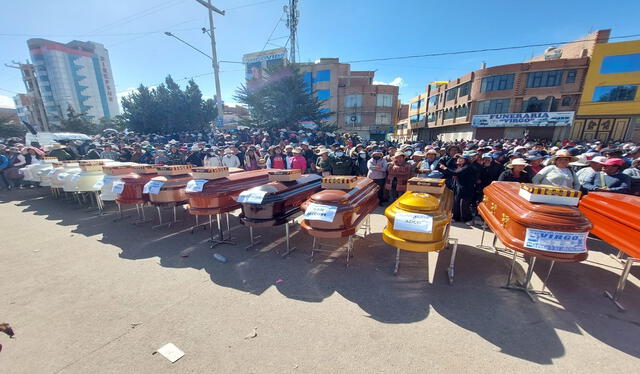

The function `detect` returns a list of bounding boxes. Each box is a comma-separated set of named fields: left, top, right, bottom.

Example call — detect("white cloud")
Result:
left=373, top=77, right=406, bottom=87
left=0, top=95, right=16, bottom=109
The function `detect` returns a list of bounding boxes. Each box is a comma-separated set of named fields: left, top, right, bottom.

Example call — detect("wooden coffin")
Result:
left=300, top=177, right=379, bottom=238
left=479, top=182, right=591, bottom=262
left=186, top=169, right=272, bottom=215
left=116, top=171, right=159, bottom=205
left=148, top=174, right=192, bottom=205
left=239, top=174, right=322, bottom=227
left=579, top=192, right=640, bottom=258
left=382, top=188, right=453, bottom=252
left=407, top=177, right=446, bottom=195
left=268, top=169, right=302, bottom=182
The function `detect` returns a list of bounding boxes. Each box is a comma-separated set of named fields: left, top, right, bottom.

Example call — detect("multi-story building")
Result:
left=399, top=30, right=612, bottom=142
left=13, top=94, right=36, bottom=126
left=572, top=39, right=640, bottom=142
left=297, top=58, right=399, bottom=141
left=26, top=38, right=119, bottom=125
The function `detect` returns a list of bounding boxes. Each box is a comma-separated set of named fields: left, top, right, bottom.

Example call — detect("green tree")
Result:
left=0, top=115, right=26, bottom=139
left=120, top=76, right=217, bottom=133
left=234, top=66, right=332, bottom=131
left=58, top=105, right=98, bottom=134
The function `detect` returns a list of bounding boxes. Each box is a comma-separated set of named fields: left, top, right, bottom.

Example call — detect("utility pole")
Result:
left=284, top=0, right=299, bottom=63
left=195, top=0, right=225, bottom=127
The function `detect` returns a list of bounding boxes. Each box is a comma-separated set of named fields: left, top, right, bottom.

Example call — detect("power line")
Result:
left=226, top=0, right=281, bottom=11
left=86, top=0, right=186, bottom=36
left=261, top=17, right=284, bottom=52
left=346, top=33, right=640, bottom=63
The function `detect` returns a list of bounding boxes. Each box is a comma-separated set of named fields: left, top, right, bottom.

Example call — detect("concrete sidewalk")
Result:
left=1, top=188, right=639, bottom=373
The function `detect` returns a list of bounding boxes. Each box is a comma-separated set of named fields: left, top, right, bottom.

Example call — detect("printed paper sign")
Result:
left=524, top=228, right=587, bottom=253
left=111, top=181, right=125, bottom=194
left=144, top=180, right=164, bottom=194
left=303, top=203, right=338, bottom=223
left=71, top=174, right=81, bottom=182
left=237, top=190, right=268, bottom=204
left=93, top=179, right=104, bottom=189
left=393, top=212, right=433, bottom=233
left=186, top=179, right=207, bottom=193
left=48, top=170, right=56, bottom=176
left=57, top=173, right=68, bottom=181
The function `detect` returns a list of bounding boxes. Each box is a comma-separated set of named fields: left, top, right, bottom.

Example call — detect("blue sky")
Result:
left=1, top=0, right=639, bottom=110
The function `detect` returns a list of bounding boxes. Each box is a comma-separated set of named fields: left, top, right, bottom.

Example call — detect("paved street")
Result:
left=1, top=188, right=639, bottom=373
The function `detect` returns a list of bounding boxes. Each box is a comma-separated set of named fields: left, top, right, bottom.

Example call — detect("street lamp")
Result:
left=164, top=31, right=213, bottom=61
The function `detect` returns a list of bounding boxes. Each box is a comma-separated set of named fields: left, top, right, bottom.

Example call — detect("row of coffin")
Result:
left=20, top=159, right=640, bottom=308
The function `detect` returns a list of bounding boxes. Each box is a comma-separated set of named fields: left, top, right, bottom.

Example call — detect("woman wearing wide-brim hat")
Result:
left=498, top=158, right=532, bottom=183
left=532, top=149, right=580, bottom=189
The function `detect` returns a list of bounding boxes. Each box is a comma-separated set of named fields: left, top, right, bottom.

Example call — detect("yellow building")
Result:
left=572, top=40, right=640, bottom=142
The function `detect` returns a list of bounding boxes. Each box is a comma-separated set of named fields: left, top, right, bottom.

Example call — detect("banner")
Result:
left=524, top=228, right=587, bottom=253
left=472, top=111, right=574, bottom=128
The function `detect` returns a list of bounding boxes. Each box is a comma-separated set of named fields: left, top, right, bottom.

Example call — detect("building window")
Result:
left=428, top=95, right=438, bottom=107
left=480, top=74, right=514, bottom=92
left=455, top=105, right=469, bottom=118
left=409, top=114, right=419, bottom=123
left=592, top=85, right=638, bottom=102
left=566, top=70, right=577, bottom=83
left=600, top=53, right=640, bottom=74
left=303, top=72, right=312, bottom=93
left=561, top=96, right=572, bottom=106
left=458, top=82, right=471, bottom=97
left=443, top=109, right=455, bottom=120
left=345, top=113, right=362, bottom=125
left=477, top=99, right=511, bottom=114
left=410, top=101, right=419, bottom=110
left=527, top=70, right=563, bottom=88
left=345, top=94, right=362, bottom=107
left=427, top=112, right=436, bottom=123
left=315, top=69, right=330, bottom=82
left=375, top=112, right=392, bottom=125
left=445, top=88, right=457, bottom=101
left=316, top=89, right=330, bottom=101
left=377, top=93, right=393, bottom=107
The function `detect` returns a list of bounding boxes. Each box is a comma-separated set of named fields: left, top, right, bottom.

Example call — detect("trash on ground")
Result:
left=155, top=343, right=184, bottom=363
left=0, top=323, right=14, bottom=338
left=213, top=253, right=227, bottom=263
left=244, top=327, right=257, bottom=339
left=276, top=279, right=284, bottom=284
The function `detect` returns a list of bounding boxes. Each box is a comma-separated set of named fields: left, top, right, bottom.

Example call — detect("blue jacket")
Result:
left=0, top=154, right=9, bottom=169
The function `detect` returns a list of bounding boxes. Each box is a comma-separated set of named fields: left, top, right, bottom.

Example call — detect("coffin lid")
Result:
left=310, top=177, right=373, bottom=205
left=487, top=182, right=585, bottom=218
left=198, top=169, right=273, bottom=194
left=397, top=192, right=443, bottom=213
left=580, top=192, right=640, bottom=232
left=243, top=174, right=321, bottom=203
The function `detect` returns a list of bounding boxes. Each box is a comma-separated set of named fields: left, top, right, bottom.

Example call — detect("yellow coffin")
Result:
left=383, top=189, right=453, bottom=252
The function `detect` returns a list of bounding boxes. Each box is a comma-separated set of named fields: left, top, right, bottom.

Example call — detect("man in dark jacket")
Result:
left=582, top=158, right=632, bottom=194
left=329, top=146, right=353, bottom=175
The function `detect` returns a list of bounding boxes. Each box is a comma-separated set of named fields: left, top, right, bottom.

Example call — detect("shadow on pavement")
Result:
left=4, top=188, right=640, bottom=364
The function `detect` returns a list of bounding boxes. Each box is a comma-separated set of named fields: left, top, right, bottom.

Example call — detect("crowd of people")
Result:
left=1, top=127, right=639, bottom=226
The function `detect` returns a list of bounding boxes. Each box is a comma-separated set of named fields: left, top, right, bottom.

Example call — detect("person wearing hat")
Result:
left=385, top=151, right=412, bottom=202
left=532, top=149, right=580, bottom=189
left=185, top=144, right=206, bottom=167
left=582, top=158, right=632, bottom=194
left=204, top=147, right=223, bottom=167
left=438, top=154, right=476, bottom=225
left=99, top=144, right=118, bottom=161
left=350, top=145, right=369, bottom=176
left=219, top=148, right=239, bottom=168
left=524, top=151, right=545, bottom=176
left=498, top=158, right=532, bottom=183
left=367, top=149, right=387, bottom=204
left=300, top=142, right=316, bottom=173
left=48, top=143, right=74, bottom=161
left=288, top=147, right=307, bottom=173
left=623, top=158, right=640, bottom=195
left=416, top=149, right=443, bottom=178
left=266, top=146, right=287, bottom=169
left=316, top=148, right=332, bottom=176
left=576, top=156, right=606, bottom=186
left=166, top=144, right=185, bottom=165
left=329, top=146, right=353, bottom=175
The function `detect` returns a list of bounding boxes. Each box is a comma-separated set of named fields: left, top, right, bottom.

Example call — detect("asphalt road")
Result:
left=1, top=188, right=639, bottom=373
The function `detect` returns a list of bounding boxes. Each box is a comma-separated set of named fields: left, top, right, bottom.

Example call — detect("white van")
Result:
left=25, top=132, right=92, bottom=147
